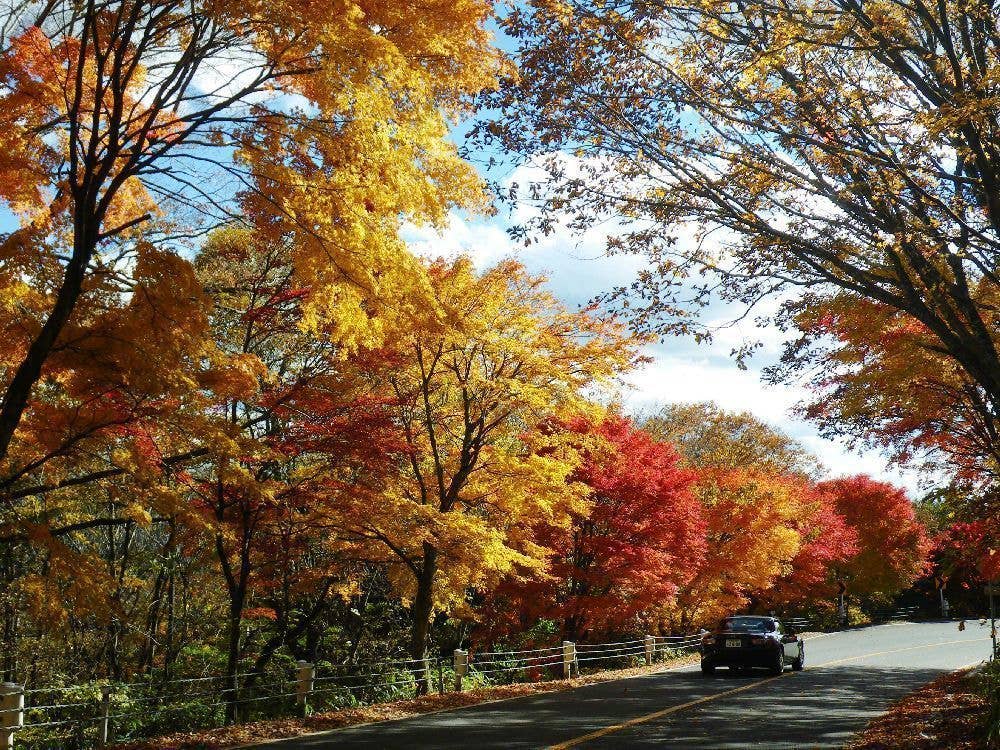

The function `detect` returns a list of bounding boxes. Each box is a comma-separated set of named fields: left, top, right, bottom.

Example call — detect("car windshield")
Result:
left=719, top=617, right=772, bottom=633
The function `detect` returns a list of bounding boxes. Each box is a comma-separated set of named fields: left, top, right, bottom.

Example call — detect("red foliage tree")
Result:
left=934, top=519, right=1000, bottom=588
left=817, top=476, right=932, bottom=597
left=486, top=416, right=706, bottom=641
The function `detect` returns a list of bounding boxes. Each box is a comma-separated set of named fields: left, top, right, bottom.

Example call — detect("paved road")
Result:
left=253, top=621, right=992, bottom=749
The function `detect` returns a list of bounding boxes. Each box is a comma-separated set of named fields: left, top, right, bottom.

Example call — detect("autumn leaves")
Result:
left=0, top=0, right=959, bottom=707
left=0, top=0, right=501, bottom=686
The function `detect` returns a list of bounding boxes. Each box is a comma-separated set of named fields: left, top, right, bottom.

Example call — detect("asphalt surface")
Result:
left=252, top=620, right=992, bottom=749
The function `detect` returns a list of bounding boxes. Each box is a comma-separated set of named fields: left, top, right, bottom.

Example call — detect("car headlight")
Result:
left=702, top=635, right=715, bottom=645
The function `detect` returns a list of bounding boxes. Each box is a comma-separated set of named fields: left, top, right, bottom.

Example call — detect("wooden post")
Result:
left=0, top=683, right=23, bottom=750
left=562, top=642, right=576, bottom=680
left=295, top=661, right=315, bottom=717
left=644, top=635, right=655, bottom=666
left=97, top=685, right=112, bottom=747
left=453, top=650, right=467, bottom=692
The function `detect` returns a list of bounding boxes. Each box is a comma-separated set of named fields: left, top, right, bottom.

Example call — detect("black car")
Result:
left=700, top=615, right=804, bottom=675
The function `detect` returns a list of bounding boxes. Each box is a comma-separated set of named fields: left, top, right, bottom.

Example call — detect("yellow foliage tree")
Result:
left=0, top=0, right=499, bottom=623
left=332, top=256, right=643, bottom=690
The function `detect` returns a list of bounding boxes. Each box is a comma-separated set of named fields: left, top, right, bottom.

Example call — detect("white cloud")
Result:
left=403, top=214, right=512, bottom=268
left=404, top=206, right=927, bottom=497
left=623, top=347, right=806, bottom=425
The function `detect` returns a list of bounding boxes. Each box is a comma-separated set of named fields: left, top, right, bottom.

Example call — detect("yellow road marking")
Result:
left=547, top=637, right=989, bottom=749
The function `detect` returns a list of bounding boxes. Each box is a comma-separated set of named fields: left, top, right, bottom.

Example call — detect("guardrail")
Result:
left=870, top=605, right=922, bottom=622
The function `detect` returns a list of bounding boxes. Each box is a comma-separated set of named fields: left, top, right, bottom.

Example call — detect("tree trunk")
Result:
left=164, top=568, right=176, bottom=675
left=224, top=593, right=244, bottom=725
left=140, top=568, right=166, bottom=673
left=408, top=544, right=437, bottom=696
left=0, top=216, right=96, bottom=462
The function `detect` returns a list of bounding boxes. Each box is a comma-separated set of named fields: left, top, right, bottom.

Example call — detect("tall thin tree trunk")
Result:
left=141, top=568, right=166, bottom=673
left=224, top=589, right=245, bottom=725
left=409, top=544, right=437, bottom=696
left=164, top=569, right=175, bottom=674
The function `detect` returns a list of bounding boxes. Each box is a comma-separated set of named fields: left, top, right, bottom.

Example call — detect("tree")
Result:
left=817, top=476, right=931, bottom=598
left=485, top=415, right=705, bottom=641
left=189, top=228, right=408, bottom=717
left=643, top=402, right=822, bottom=628
left=666, top=468, right=811, bottom=629
left=331, top=257, right=642, bottom=691
left=644, top=402, right=819, bottom=478
left=0, top=243, right=235, bottom=626
left=928, top=518, right=998, bottom=616
left=773, top=293, right=1000, bottom=497
left=762, top=494, right=859, bottom=609
left=0, top=0, right=497, bottom=539
left=482, top=0, right=1000, bottom=488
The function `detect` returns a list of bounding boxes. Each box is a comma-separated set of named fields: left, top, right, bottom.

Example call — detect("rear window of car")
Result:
left=719, top=617, right=771, bottom=633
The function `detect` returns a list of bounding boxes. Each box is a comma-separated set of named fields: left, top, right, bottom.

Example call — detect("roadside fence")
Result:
left=0, top=632, right=707, bottom=749
left=869, top=605, right=921, bottom=623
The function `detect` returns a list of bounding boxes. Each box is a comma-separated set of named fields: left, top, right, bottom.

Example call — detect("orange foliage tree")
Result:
left=817, top=476, right=932, bottom=599
left=778, top=293, right=998, bottom=491
left=645, top=404, right=825, bottom=629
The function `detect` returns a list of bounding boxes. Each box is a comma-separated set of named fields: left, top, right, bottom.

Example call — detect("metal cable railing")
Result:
left=5, top=631, right=711, bottom=749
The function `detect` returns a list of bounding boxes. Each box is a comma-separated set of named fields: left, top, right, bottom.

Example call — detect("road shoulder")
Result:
left=846, top=667, right=988, bottom=750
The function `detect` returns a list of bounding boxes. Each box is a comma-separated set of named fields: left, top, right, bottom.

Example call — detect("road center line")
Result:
left=547, top=637, right=989, bottom=749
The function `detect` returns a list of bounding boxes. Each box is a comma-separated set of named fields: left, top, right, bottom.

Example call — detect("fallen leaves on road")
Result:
left=847, top=668, right=986, bottom=750
left=112, top=655, right=698, bottom=750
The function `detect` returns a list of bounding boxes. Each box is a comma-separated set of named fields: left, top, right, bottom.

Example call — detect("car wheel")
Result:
left=701, top=660, right=715, bottom=675
left=792, top=646, right=804, bottom=671
left=769, top=647, right=784, bottom=675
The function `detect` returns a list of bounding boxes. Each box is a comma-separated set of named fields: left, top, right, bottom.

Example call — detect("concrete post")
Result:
left=644, top=635, right=655, bottom=666
left=97, top=685, right=112, bottom=747
left=295, top=661, right=315, bottom=716
left=562, top=641, right=576, bottom=680
left=837, top=578, right=847, bottom=628
left=453, top=649, right=468, bottom=692
left=421, top=657, right=430, bottom=695
left=0, top=683, right=23, bottom=750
